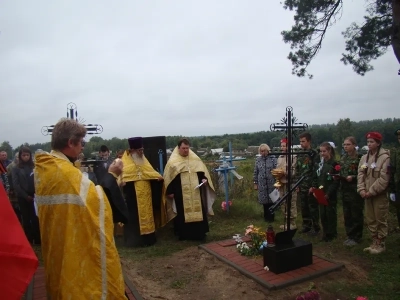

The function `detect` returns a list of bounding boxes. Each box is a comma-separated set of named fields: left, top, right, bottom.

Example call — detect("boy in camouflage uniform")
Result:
left=295, top=132, right=320, bottom=235
left=389, top=128, right=400, bottom=231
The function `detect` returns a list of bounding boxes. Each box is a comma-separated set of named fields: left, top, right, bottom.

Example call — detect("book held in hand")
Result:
left=312, top=188, right=328, bottom=206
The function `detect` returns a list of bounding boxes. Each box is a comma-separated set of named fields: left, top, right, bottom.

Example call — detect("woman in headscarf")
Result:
left=12, top=147, right=40, bottom=245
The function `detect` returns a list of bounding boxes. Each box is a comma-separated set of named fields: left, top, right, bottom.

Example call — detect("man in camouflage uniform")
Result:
left=295, top=132, right=320, bottom=235
left=389, top=128, right=400, bottom=231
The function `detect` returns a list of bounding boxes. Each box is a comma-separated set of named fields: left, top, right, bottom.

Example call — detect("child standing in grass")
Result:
left=311, top=142, right=340, bottom=242
left=339, top=136, right=364, bottom=247
left=357, top=132, right=390, bottom=254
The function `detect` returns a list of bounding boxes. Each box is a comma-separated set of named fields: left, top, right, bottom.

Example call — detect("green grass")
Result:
left=117, top=159, right=400, bottom=299
left=31, top=159, right=400, bottom=299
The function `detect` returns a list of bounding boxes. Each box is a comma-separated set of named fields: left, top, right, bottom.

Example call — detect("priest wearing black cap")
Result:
left=389, top=128, right=400, bottom=233
left=119, top=137, right=173, bottom=247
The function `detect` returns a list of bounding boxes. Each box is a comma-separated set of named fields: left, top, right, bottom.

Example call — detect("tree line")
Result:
left=1, top=118, right=399, bottom=159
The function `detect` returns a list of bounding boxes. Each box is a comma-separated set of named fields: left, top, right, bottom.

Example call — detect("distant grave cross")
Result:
left=41, top=102, right=103, bottom=136
left=214, top=141, right=246, bottom=213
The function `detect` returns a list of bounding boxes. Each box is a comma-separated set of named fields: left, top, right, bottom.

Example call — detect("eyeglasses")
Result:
left=81, top=140, right=86, bottom=147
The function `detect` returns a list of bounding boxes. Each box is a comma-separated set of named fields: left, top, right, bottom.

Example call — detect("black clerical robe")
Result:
left=100, top=173, right=129, bottom=224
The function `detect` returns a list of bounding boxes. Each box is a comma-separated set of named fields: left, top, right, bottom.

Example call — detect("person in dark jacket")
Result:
left=12, top=147, right=40, bottom=245
left=7, top=154, right=22, bottom=223
left=253, top=143, right=277, bottom=222
left=93, top=145, right=114, bottom=183
left=100, top=158, right=129, bottom=224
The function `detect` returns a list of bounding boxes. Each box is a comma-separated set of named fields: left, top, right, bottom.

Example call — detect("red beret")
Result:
left=366, top=132, right=382, bottom=141
left=280, top=138, right=288, bottom=144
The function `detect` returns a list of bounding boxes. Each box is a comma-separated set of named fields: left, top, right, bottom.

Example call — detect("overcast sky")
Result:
left=1, top=0, right=398, bottom=148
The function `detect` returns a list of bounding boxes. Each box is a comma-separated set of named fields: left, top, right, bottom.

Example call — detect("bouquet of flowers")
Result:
left=221, top=200, right=232, bottom=211
left=296, top=288, right=320, bottom=300
left=295, top=290, right=320, bottom=300
left=233, top=225, right=267, bottom=256
left=296, top=283, right=320, bottom=300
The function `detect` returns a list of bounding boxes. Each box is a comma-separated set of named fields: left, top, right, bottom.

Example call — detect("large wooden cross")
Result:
left=41, top=102, right=103, bottom=136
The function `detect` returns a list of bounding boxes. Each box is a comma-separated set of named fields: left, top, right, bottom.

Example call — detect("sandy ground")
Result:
left=122, top=246, right=368, bottom=300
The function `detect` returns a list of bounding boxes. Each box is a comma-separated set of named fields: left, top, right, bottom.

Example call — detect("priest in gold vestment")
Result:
left=120, top=137, right=173, bottom=247
left=164, top=138, right=216, bottom=241
left=34, top=118, right=126, bottom=299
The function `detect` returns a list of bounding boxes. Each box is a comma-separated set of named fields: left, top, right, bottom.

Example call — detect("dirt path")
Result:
left=122, top=246, right=365, bottom=300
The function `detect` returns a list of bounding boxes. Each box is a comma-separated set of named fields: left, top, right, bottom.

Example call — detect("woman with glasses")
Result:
left=311, top=142, right=340, bottom=242
left=339, top=137, right=364, bottom=246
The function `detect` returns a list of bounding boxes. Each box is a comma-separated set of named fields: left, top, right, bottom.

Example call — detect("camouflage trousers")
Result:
left=298, top=190, right=320, bottom=231
left=320, top=196, right=338, bottom=239
left=365, top=194, right=389, bottom=239
left=341, top=189, right=364, bottom=242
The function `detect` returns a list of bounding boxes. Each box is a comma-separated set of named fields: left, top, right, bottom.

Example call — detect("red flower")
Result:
left=334, top=165, right=341, bottom=171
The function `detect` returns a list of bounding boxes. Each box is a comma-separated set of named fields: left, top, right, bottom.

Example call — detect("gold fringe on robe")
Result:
left=163, top=147, right=216, bottom=223
left=34, top=150, right=126, bottom=299
left=120, top=151, right=174, bottom=234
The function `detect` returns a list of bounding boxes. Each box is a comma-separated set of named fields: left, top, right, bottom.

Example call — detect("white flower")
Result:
left=233, top=234, right=243, bottom=243
left=370, top=162, right=376, bottom=169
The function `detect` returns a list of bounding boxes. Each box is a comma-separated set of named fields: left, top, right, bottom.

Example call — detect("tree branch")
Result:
left=281, top=0, right=343, bottom=79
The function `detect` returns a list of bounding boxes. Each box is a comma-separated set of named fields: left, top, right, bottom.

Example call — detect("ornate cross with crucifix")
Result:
left=268, top=106, right=315, bottom=235
left=41, top=102, right=103, bottom=136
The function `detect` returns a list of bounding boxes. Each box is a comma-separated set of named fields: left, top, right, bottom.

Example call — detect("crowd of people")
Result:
left=253, top=131, right=400, bottom=255
left=0, top=118, right=216, bottom=298
left=1, top=118, right=400, bottom=298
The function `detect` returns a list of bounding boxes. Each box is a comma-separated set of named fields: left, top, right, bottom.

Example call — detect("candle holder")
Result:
left=271, top=169, right=285, bottom=188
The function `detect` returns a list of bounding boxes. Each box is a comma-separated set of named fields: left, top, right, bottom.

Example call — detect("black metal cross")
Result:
left=41, top=102, right=103, bottom=136
left=268, top=106, right=314, bottom=233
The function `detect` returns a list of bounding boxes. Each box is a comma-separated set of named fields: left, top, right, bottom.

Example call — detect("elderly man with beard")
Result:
left=120, top=137, right=173, bottom=247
